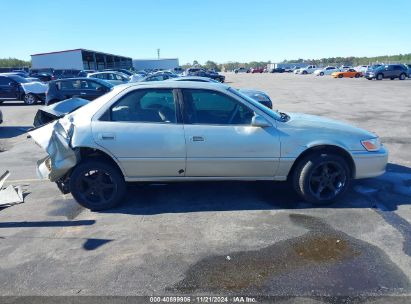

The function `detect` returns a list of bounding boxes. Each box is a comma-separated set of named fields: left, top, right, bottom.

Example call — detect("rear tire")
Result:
left=69, top=159, right=126, bottom=211
left=338, top=74, right=343, bottom=78
left=302, top=71, right=308, bottom=75
left=320, top=72, right=324, bottom=76
left=292, top=153, right=351, bottom=205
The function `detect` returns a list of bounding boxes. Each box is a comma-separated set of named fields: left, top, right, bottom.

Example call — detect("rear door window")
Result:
left=109, top=89, right=177, bottom=123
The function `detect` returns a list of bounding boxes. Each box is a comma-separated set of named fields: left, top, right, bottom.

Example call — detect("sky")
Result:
left=2, top=0, right=411, bottom=64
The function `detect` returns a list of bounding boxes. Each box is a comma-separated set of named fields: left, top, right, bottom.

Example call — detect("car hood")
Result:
left=286, top=112, right=375, bottom=137
left=20, top=81, right=48, bottom=94
left=278, top=112, right=377, bottom=152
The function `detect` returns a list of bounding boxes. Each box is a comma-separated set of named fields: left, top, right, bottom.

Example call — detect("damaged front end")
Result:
left=28, top=117, right=80, bottom=185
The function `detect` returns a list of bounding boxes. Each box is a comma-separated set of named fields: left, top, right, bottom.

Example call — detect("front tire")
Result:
left=338, top=74, right=343, bottom=78
left=355, top=73, right=360, bottom=78
left=399, top=73, right=406, bottom=80
left=292, top=153, right=351, bottom=205
left=319, top=72, right=324, bottom=76
left=69, top=159, right=126, bottom=211
left=24, top=93, right=38, bottom=105
left=376, top=73, right=383, bottom=80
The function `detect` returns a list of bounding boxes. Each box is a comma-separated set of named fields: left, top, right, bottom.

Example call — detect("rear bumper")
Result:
left=351, top=147, right=388, bottom=179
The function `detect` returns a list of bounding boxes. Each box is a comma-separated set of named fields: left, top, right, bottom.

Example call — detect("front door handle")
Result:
left=191, top=136, right=205, bottom=142
left=99, top=133, right=115, bottom=140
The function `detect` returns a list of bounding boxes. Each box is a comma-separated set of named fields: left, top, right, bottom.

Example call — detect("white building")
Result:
left=31, top=49, right=133, bottom=71
left=132, top=58, right=179, bottom=71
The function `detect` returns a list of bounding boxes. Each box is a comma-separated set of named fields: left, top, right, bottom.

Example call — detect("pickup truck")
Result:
left=297, top=65, right=318, bottom=75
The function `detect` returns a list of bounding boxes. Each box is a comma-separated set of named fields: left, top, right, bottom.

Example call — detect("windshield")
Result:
left=228, top=87, right=282, bottom=120
left=8, top=75, right=28, bottom=83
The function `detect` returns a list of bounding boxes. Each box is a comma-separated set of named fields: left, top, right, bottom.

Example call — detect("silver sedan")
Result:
left=29, top=81, right=388, bottom=210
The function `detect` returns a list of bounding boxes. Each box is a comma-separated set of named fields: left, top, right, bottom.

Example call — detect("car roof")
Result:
left=88, top=71, right=123, bottom=75
left=171, top=76, right=215, bottom=82
left=113, top=80, right=230, bottom=92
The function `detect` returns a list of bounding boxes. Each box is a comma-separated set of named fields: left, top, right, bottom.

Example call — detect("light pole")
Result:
left=157, top=49, right=160, bottom=59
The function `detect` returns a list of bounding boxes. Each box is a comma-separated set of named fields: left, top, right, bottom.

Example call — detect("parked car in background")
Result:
left=189, top=70, right=225, bottom=82
left=270, top=68, right=285, bottom=73
left=0, top=74, right=47, bottom=104
left=364, top=64, right=408, bottom=80
left=332, top=69, right=362, bottom=78
left=184, top=68, right=204, bottom=76
left=354, top=65, right=369, bottom=73
left=313, top=66, right=340, bottom=76
left=173, top=67, right=184, bottom=75
left=29, top=72, right=53, bottom=82
left=87, top=71, right=129, bottom=85
left=367, top=64, right=383, bottom=71
left=45, top=78, right=113, bottom=105
left=339, top=66, right=352, bottom=72
left=405, top=64, right=411, bottom=77
left=0, top=72, right=40, bottom=82
left=135, top=70, right=148, bottom=77
left=8, top=71, right=29, bottom=78
left=238, top=89, right=273, bottom=108
left=298, top=65, right=318, bottom=75
left=29, top=81, right=388, bottom=211
left=234, top=67, right=249, bottom=73
left=34, top=98, right=90, bottom=127
left=53, top=69, right=82, bottom=79
left=78, top=70, right=96, bottom=77
left=172, top=76, right=219, bottom=83
left=140, top=72, right=179, bottom=82
left=250, top=67, right=264, bottom=73
left=104, top=69, right=134, bottom=76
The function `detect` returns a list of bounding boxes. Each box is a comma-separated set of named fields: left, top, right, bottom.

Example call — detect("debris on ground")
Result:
left=0, top=171, right=24, bottom=207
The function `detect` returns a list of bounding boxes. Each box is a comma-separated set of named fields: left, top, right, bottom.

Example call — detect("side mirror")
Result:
left=97, top=86, right=106, bottom=92
left=9, top=82, right=17, bottom=87
left=251, top=115, right=271, bottom=127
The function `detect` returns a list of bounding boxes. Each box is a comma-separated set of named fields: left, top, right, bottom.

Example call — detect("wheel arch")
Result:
left=75, top=146, right=126, bottom=178
left=287, top=144, right=356, bottom=180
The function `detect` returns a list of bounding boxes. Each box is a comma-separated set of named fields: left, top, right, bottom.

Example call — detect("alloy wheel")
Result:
left=308, top=161, right=347, bottom=201
left=77, top=169, right=117, bottom=205
left=24, top=94, right=36, bottom=105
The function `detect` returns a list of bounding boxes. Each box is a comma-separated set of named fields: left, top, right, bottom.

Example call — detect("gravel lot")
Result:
left=0, top=73, right=411, bottom=300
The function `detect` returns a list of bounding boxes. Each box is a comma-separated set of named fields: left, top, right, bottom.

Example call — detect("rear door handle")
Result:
left=99, top=133, right=115, bottom=140
left=191, top=136, right=205, bottom=142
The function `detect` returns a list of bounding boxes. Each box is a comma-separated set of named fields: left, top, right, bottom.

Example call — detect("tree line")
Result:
left=183, top=53, right=411, bottom=71
left=0, top=58, right=31, bottom=68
